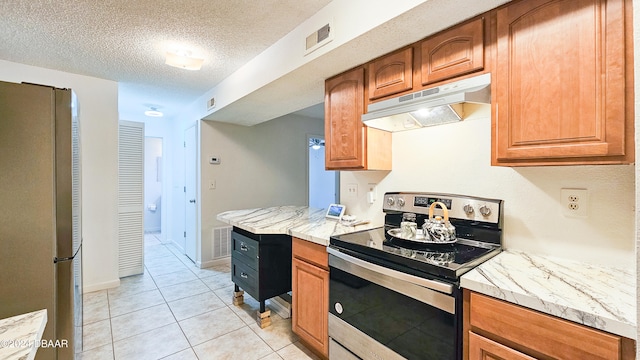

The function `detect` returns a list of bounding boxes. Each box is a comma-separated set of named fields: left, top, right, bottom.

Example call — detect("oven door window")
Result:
left=330, top=266, right=457, bottom=360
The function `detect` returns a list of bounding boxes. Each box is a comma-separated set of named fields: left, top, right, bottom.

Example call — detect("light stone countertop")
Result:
left=0, top=309, right=47, bottom=360
left=216, top=206, right=379, bottom=246
left=460, top=250, right=636, bottom=339
left=218, top=207, right=637, bottom=339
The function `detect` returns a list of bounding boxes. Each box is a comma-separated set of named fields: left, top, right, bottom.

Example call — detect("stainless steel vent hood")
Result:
left=362, top=73, right=491, bottom=132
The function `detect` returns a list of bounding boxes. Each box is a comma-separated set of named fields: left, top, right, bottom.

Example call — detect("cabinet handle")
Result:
left=240, top=243, right=248, bottom=251
left=240, top=272, right=248, bottom=279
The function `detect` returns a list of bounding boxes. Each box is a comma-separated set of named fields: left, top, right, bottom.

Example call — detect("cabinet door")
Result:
left=325, top=68, right=365, bottom=169
left=421, top=17, right=484, bottom=85
left=368, top=47, right=413, bottom=100
left=469, top=332, right=536, bottom=360
left=469, top=291, right=624, bottom=359
left=292, top=258, right=329, bottom=358
left=493, top=0, right=631, bottom=165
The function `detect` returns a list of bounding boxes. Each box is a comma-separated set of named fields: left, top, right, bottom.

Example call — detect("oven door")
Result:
left=328, top=247, right=461, bottom=360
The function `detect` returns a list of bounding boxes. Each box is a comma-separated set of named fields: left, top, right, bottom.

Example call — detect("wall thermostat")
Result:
left=209, top=156, right=221, bottom=164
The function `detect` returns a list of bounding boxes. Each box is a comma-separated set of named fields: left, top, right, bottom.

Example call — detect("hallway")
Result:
left=79, top=233, right=318, bottom=360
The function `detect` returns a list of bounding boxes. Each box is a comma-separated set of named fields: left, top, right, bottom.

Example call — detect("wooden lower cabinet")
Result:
left=291, top=237, right=329, bottom=359
left=469, top=332, right=535, bottom=360
left=464, top=290, right=636, bottom=360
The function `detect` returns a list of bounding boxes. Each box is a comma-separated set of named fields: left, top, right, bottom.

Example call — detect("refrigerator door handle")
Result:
left=54, top=256, right=74, bottom=263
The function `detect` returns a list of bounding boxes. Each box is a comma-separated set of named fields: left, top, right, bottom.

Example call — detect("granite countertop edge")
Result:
left=217, top=206, right=379, bottom=247
left=460, top=250, right=637, bottom=339
left=0, top=309, right=48, bottom=360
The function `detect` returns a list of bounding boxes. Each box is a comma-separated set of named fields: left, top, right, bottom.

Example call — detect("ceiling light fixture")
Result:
left=144, top=107, right=163, bottom=117
left=309, top=138, right=325, bottom=150
left=165, top=50, right=204, bottom=71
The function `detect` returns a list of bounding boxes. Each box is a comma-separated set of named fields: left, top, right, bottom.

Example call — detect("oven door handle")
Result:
left=327, top=247, right=453, bottom=294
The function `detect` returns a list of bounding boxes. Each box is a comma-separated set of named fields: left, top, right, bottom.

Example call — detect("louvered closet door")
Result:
left=118, top=120, right=144, bottom=277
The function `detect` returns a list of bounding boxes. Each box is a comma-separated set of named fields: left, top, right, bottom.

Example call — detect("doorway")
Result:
left=144, top=137, right=163, bottom=235
left=308, top=135, right=338, bottom=208
left=184, top=124, right=198, bottom=263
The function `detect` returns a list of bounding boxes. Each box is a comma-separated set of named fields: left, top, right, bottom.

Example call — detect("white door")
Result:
left=184, top=125, right=197, bottom=263
left=118, top=120, right=144, bottom=277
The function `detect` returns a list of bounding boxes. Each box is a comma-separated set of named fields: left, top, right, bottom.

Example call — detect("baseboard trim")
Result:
left=198, top=257, right=231, bottom=269
left=268, top=295, right=291, bottom=319
left=83, top=279, right=120, bottom=294
left=169, top=240, right=186, bottom=254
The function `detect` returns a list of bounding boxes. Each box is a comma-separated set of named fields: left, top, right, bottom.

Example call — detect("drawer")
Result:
left=292, top=237, right=328, bottom=269
left=232, top=231, right=258, bottom=269
left=232, top=259, right=258, bottom=298
left=469, top=292, right=623, bottom=360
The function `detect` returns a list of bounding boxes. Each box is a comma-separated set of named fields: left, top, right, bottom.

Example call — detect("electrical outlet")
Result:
left=346, top=183, right=358, bottom=199
left=561, top=188, right=588, bottom=217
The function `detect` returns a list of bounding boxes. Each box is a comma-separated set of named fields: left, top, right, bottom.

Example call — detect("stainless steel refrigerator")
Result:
left=0, top=81, right=83, bottom=359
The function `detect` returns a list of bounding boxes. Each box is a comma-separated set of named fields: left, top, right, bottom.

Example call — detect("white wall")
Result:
left=0, top=60, right=120, bottom=292
left=199, top=114, right=324, bottom=266
left=341, top=105, right=635, bottom=268
left=201, top=0, right=431, bottom=122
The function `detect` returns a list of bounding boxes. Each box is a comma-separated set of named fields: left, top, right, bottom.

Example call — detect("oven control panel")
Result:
left=383, top=192, right=502, bottom=224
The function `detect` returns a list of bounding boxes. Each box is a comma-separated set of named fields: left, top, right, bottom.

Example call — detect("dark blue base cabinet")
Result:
left=231, top=227, right=292, bottom=327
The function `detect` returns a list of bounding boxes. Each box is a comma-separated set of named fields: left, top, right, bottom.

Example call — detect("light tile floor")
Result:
left=79, top=233, right=319, bottom=360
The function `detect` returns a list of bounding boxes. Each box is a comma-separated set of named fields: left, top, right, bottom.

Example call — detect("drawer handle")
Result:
left=240, top=243, right=248, bottom=251
left=240, top=272, right=248, bottom=279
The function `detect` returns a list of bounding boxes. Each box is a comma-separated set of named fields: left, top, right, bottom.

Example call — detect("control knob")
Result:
left=397, top=198, right=405, bottom=207
left=386, top=197, right=395, bottom=206
left=463, top=204, right=474, bottom=215
left=479, top=205, right=492, bottom=217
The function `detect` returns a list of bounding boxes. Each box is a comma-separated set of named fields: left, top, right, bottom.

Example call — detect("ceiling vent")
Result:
left=305, top=22, right=333, bottom=56
left=207, top=97, right=216, bottom=110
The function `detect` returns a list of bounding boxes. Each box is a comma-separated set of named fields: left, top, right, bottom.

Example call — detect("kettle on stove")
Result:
left=423, top=201, right=456, bottom=243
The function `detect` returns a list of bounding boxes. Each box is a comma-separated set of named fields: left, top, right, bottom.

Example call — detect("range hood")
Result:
left=362, top=73, right=491, bottom=132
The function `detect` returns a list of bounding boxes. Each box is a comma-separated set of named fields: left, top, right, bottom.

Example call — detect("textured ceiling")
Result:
left=205, top=0, right=511, bottom=125
left=0, top=0, right=331, bottom=120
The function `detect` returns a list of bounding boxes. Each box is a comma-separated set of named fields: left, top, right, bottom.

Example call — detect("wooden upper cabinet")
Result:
left=325, top=68, right=365, bottom=169
left=368, top=47, right=413, bottom=100
left=493, top=0, right=633, bottom=166
left=421, top=18, right=485, bottom=85
left=325, top=67, right=392, bottom=170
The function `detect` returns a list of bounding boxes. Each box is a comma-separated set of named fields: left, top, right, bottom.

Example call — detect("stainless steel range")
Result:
left=328, top=192, right=503, bottom=360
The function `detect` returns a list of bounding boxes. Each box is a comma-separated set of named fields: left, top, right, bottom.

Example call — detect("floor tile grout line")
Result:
left=106, top=288, right=116, bottom=360
left=161, top=246, right=204, bottom=360
left=148, top=237, right=208, bottom=359
left=85, top=234, right=312, bottom=360
left=112, top=235, right=191, bottom=359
